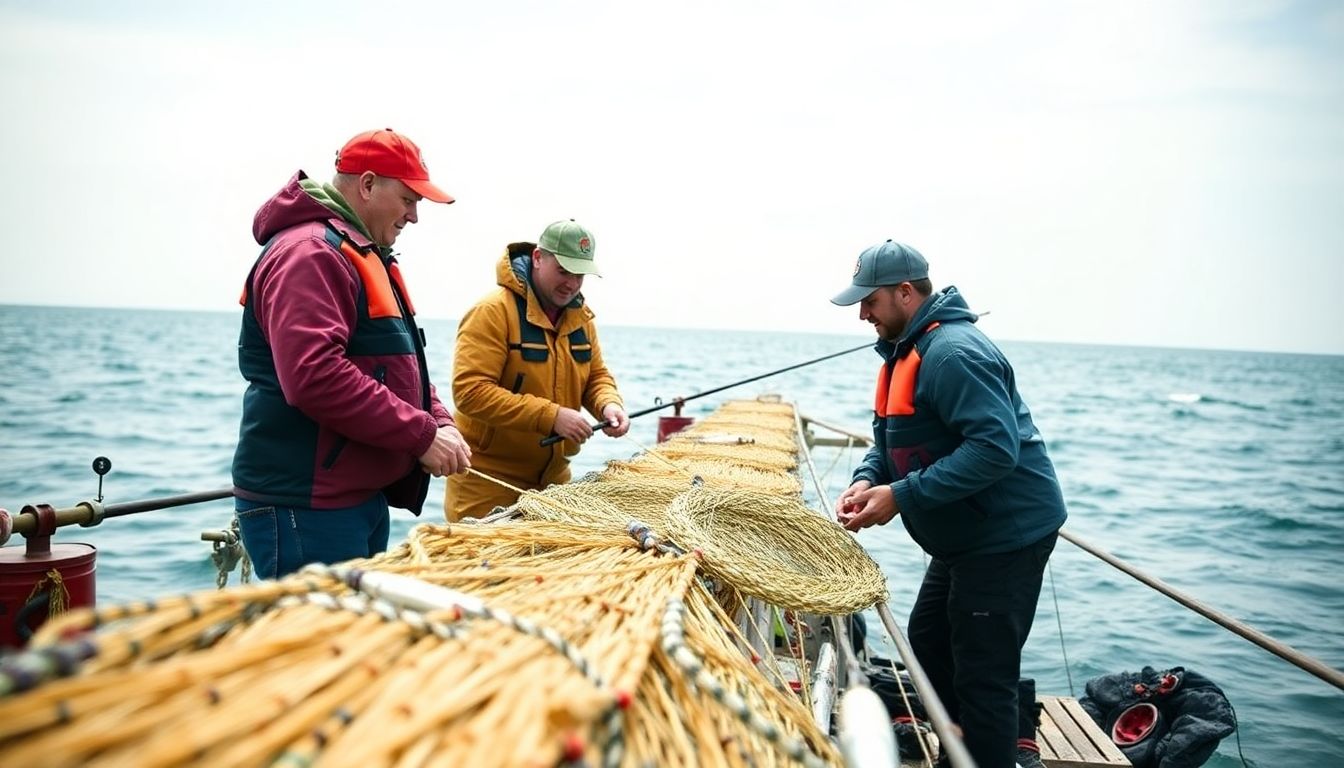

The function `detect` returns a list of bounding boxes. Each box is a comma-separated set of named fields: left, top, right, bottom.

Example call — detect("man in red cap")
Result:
left=232, top=128, right=471, bottom=579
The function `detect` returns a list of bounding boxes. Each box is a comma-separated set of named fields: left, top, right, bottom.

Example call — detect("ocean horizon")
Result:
left=1, top=304, right=1341, bottom=765
left=5, top=301, right=1340, bottom=359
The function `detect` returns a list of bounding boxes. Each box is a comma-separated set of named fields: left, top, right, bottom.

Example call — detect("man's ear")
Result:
left=358, top=171, right=378, bottom=200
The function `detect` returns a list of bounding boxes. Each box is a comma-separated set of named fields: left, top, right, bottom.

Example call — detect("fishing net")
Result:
left=0, top=398, right=882, bottom=767
left=664, top=487, right=887, bottom=615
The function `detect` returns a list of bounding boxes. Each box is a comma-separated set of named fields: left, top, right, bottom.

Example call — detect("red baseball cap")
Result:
left=335, top=128, right=454, bottom=204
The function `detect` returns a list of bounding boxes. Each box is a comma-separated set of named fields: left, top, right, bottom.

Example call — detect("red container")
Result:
left=657, top=415, right=694, bottom=442
left=0, top=543, right=97, bottom=649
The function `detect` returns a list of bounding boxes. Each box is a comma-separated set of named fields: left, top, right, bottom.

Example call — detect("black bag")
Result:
left=1079, top=666, right=1236, bottom=768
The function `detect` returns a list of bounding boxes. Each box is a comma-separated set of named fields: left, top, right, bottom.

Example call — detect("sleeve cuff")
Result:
left=892, top=477, right=920, bottom=516
left=536, top=402, right=560, bottom=434
left=410, top=413, right=440, bottom=458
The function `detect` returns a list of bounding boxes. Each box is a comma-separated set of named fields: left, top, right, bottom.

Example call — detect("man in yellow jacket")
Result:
left=445, top=219, right=630, bottom=521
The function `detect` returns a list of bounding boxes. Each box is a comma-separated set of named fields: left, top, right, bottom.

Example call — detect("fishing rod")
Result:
left=540, top=341, right=875, bottom=446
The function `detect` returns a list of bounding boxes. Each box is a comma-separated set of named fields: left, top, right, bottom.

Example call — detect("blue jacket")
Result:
left=853, top=286, right=1067, bottom=560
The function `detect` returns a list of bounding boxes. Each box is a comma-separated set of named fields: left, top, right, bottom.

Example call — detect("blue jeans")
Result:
left=234, top=495, right=390, bottom=579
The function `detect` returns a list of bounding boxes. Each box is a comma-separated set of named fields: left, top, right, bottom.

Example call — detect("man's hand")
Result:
left=419, top=425, right=472, bottom=476
left=601, top=404, right=630, bottom=437
left=834, top=479, right=873, bottom=519
left=839, top=484, right=899, bottom=531
left=553, top=407, right=594, bottom=444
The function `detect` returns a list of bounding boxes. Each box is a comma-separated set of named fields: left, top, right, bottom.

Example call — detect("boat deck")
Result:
left=1038, top=695, right=1131, bottom=767
left=891, top=694, right=1131, bottom=767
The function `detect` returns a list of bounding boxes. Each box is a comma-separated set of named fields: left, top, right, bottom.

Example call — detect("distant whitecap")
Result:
left=1168, top=393, right=1202, bottom=403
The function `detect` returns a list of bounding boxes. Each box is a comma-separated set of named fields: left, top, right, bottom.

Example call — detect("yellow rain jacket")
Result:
left=444, top=245, right=623, bottom=521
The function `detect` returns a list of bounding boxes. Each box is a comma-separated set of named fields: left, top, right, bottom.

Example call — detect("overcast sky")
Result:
left=1, top=1, right=1340, bottom=354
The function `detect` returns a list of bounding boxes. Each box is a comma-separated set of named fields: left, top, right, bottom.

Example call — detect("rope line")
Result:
left=0, top=399, right=858, bottom=767
left=1047, top=560, right=1075, bottom=697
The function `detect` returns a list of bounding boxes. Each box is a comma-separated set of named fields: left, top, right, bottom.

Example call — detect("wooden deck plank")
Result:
left=1043, top=697, right=1101, bottom=758
left=1038, top=696, right=1131, bottom=768
left=1037, top=707, right=1085, bottom=765
left=1058, top=697, right=1131, bottom=764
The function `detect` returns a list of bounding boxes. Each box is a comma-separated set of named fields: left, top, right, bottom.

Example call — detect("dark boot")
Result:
left=1016, top=678, right=1045, bottom=768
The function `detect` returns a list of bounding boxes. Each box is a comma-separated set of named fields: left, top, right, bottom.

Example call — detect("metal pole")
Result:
left=793, top=406, right=977, bottom=766
left=799, top=413, right=874, bottom=446
left=1059, top=528, right=1344, bottom=692
left=875, top=603, right=977, bottom=768
left=541, top=342, right=874, bottom=445
left=793, top=407, right=864, bottom=683
left=811, top=642, right=839, bottom=732
left=4, top=488, right=234, bottom=537
left=103, top=488, right=234, bottom=518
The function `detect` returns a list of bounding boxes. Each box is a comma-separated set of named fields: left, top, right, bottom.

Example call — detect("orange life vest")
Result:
left=874, top=322, right=941, bottom=417
left=239, top=226, right=417, bottom=319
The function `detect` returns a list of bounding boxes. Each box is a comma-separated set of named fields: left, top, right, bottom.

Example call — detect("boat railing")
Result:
left=797, top=413, right=1344, bottom=696
left=795, top=409, right=978, bottom=768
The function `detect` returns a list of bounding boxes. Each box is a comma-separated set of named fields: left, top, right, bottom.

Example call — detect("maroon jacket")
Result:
left=231, top=172, right=453, bottom=512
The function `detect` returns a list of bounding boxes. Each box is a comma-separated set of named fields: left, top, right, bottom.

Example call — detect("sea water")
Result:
left=2, top=305, right=1341, bottom=765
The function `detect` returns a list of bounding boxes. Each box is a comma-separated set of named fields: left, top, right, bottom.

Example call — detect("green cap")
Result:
left=538, top=219, right=601, bottom=276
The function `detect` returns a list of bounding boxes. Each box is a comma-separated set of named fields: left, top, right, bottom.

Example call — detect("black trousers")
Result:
left=907, top=532, right=1058, bottom=768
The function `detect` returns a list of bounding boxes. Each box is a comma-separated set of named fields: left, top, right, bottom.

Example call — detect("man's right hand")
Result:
left=552, top=407, right=595, bottom=445
left=419, top=425, right=472, bottom=476
left=834, top=479, right=873, bottom=521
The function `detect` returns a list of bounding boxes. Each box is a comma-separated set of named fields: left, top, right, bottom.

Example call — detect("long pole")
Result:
left=801, top=414, right=1344, bottom=696
left=793, top=408, right=977, bottom=767
left=3, top=488, right=234, bottom=538
left=791, top=408, right=863, bottom=683
left=875, top=603, right=977, bottom=768
left=540, top=341, right=874, bottom=445
left=1059, top=528, right=1344, bottom=691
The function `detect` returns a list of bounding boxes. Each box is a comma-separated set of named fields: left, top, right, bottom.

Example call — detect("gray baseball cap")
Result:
left=830, top=240, right=929, bottom=306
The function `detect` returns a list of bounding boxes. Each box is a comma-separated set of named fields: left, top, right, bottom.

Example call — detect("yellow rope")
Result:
left=22, top=569, right=70, bottom=620
left=0, top=398, right=883, bottom=767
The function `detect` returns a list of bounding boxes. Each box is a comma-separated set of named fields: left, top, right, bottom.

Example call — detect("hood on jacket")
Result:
left=252, top=171, right=377, bottom=249
left=878, top=285, right=979, bottom=358
left=495, top=242, right=586, bottom=309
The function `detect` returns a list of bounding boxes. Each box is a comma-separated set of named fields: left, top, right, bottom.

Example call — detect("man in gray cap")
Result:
left=444, top=219, right=629, bottom=522
left=832, top=240, right=1068, bottom=768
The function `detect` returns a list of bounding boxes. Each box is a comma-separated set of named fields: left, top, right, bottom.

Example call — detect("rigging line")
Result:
left=540, top=341, right=874, bottom=445
left=462, top=468, right=590, bottom=519
left=817, top=435, right=853, bottom=488
left=1047, top=560, right=1074, bottom=698
left=789, top=609, right=813, bottom=710
left=880, top=644, right=936, bottom=767
left=618, top=433, right=697, bottom=479
left=1227, top=700, right=1250, bottom=768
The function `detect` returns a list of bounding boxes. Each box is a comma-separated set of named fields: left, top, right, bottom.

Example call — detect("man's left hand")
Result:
left=839, top=484, right=899, bottom=531
left=601, top=404, right=631, bottom=437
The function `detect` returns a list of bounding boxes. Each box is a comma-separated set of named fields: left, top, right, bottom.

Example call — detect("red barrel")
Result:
left=657, top=415, right=694, bottom=442
left=0, top=543, right=97, bottom=649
